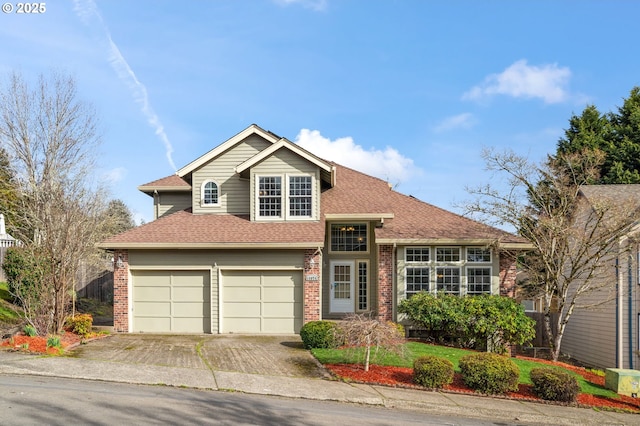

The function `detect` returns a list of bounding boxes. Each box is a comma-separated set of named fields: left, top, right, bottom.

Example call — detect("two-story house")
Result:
left=99, top=124, right=528, bottom=334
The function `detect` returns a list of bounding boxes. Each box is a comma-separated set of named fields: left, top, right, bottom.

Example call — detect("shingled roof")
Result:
left=100, top=163, right=526, bottom=249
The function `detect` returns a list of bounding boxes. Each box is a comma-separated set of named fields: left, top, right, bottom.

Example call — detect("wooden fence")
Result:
left=525, top=312, right=559, bottom=347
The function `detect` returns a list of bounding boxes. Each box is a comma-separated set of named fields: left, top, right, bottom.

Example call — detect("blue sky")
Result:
left=2, top=0, right=640, bottom=224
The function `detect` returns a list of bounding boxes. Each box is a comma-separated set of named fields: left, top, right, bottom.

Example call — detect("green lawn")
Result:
left=0, top=281, right=21, bottom=322
left=312, top=341, right=618, bottom=399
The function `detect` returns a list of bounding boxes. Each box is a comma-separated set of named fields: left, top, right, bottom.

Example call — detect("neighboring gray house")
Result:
left=99, top=124, right=527, bottom=334
left=561, top=185, right=640, bottom=369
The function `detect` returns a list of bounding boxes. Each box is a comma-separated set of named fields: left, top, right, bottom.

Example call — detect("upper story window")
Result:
left=330, top=223, right=367, bottom=252
left=201, top=180, right=220, bottom=207
left=257, top=174, right=314, bottom=219
left=436, top=247, right=460, bottom=262
left=258, top=176, right=282, bottom=217
left=289, top=176, right=312, bottom=217
left=467, top=247, right=491, bottom=263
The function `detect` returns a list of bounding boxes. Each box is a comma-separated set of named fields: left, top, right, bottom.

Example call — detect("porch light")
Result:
left=116, top=255, right=124, bottom=268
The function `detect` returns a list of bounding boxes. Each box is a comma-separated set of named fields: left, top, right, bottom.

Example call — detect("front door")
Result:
left=330, top=261, right=355, bottom=313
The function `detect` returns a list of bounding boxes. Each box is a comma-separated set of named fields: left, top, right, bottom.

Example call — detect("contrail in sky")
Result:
left=73, top=0, right=177, bottom=171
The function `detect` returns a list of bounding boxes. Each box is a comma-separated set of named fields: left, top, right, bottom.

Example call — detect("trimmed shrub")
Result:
left=413, top=355, right=454, bottom=388
left=300, top=321, right=340, bottom=349
left=530, top=368, right=580, bottom=402
left=65, top=314, right=93, bottom=337
left=459, top=352, right=519, bottom=394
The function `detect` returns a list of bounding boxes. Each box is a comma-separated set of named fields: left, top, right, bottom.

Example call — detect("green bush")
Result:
left=413, top=355, right=454, bottom=388
left=23, top=324, right=37, bottom=337
left=459, top=352, right=519, bottom=394
left=65, top=313, right=93, bottom=337
left=46, top=336, right=61, bottom=349
left=300, top=321, right=340, bottom=349
left=530, top=368, right=580, bottom=402
left=398, top=293, right=535, bottom=353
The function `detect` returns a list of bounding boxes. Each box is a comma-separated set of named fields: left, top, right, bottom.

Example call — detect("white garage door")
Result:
left=222, top=270, right=302, bottom=334
left=132, top=270, right=211, bottom=333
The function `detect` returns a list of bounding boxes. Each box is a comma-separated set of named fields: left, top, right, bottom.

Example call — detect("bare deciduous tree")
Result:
left=339, top=313, right=405, bottom=371
left=462, top=148, right=638, bottom=361
left=0, top=71, right=107, bottom=334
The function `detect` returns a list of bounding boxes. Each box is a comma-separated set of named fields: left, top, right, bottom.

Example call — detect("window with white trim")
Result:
left=358, top=261, right=368, bottom=310
left=406, top=267, right=430, bottom=297
left=436, top=247, right=460, bottom=262
left=330, top=223, right=367, bottom=252
left=289, top=176, right=312, bottom=217
left=467, top=267, right=491, bottom=295
left=406, top=247, right=430, bottom=263
left=436, top=267, right=460, bottom=294
left=258, top=176, right=282, bottom=217
left=467, top=247, right=491, bottom=263
left=201, top=180, right=220, bottom=206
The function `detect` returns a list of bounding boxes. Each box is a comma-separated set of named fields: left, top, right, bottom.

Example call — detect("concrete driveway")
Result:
left=69, top=334, right=329, bottom=378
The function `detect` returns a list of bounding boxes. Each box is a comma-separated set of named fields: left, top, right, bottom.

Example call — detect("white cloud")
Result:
left=73, top=0, right=177, bottom=171
left=463, top=60, right=571, bottom=104
left=102, top=166, right=127, bottom=183
left=294, top=129, right=420, bottom=185
left=433, top=113, right=477, bottom=133
left=273, top=0, right=327, bottom=11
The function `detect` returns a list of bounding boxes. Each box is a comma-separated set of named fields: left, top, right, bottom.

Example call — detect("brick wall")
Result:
left=303, top=249, right=321, bottom=323
left=377, top=244, right=393, bottom=321
left=499, top=253, right=517, bottom=298
left=113, top=249, right=129, bottom=332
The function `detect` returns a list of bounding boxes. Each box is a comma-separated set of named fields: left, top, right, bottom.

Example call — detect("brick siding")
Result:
left=499, top=254, right=517, bottom=298
left=377, top=244, right=393, bottom=321
left=303, top=249, right=321, bottom=323
left=113, top=249, right=129, bottom=332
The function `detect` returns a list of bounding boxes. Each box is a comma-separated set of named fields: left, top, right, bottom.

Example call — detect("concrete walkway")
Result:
left=0, top=334, right=638, bottom=425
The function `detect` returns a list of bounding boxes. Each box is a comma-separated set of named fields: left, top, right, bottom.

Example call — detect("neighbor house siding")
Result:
left=250, top=150, right=321, bottom=221
left=128, top=249, right=305, bottom=333
left=192, top=135, right=271, bottom=215
left=155, top=191, right=191, bottom=219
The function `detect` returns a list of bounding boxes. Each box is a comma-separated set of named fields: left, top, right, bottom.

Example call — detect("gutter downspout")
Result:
left=617, top=256, right=624, bottom=368
left=629, top=254, right=634, bottom=369
left=392, top=242, right=397, bottom=322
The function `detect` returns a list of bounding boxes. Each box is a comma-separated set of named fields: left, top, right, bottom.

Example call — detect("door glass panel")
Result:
left=333, top=264, right=351, bottom=299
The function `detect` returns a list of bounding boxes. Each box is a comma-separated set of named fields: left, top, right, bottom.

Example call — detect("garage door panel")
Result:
left=222, top=270, right=302, bottom=334
left=135, top=287, right=171, bottom=301
left=225, top=302, right=261, bottom=316
left=224, top=287, right=261, bottom=302
left=173, top=287, right=207, bottom=302
left=172, top=271, right=208, bottom=287
left=135, top=317, right=171, bottom=332
left=263, top=287, right=297, bottom=302
left=173, top=302, right=210, bottom=317
left=262, top=273, right=296, bottom=287
left=263, top=302, right=300, bottom=317
left=135, top=302, right=171, bottom=316
left=132, top=270, right=210, bottom=333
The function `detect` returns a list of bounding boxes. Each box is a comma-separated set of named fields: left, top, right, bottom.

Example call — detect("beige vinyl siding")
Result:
left=155, top=192, right=192, bottom=219
left=128, top=249, right=305, bottom=334
left=250, top=149, right=321, bottom=221
left=192, top=135, right=271, bottom=215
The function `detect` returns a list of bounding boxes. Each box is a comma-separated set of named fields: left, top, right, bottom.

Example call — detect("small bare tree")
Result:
left=463, top=148, right=639, bottom=361
left=0, top=71, right=107, bottom=334
left=339, top=313, right=405, bottom=371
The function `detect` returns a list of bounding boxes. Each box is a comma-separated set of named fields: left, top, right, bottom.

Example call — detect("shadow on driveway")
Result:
left=69, top=334, right=328, bottom=378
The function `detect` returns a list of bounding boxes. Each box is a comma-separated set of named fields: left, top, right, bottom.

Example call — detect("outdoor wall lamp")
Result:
left=116, top=255, right=124, bottom=268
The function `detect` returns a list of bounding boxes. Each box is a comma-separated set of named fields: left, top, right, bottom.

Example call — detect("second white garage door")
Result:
left=222, top=270, right=302, bottom=334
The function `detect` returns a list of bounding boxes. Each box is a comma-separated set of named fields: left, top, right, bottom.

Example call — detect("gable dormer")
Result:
left=236, top=138, right=333, bottom=222
left=171, top=124, right=334, bottom=220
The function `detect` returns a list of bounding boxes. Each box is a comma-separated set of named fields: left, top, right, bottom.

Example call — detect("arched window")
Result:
left=202, top=180, right=220, bottom=206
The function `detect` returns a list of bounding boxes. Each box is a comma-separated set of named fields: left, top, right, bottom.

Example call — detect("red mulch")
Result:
left=326, top=355, right=640, bottom=414
left=0, top=330, right=103, bottom=355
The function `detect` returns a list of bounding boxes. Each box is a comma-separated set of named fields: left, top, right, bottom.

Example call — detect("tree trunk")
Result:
left=364, top=334, right=371, bottom=372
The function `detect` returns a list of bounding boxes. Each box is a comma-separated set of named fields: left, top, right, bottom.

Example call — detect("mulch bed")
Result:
left=1, top=330, right=104, bottom=355
left=325, top=357, right=640, bottom=413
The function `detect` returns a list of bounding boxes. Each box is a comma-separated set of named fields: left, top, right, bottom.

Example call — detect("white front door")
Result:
left=330, top=261, right=355, bottom=313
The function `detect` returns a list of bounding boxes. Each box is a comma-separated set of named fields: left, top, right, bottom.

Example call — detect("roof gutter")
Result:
left=96, top=242, right=325, bottom=250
